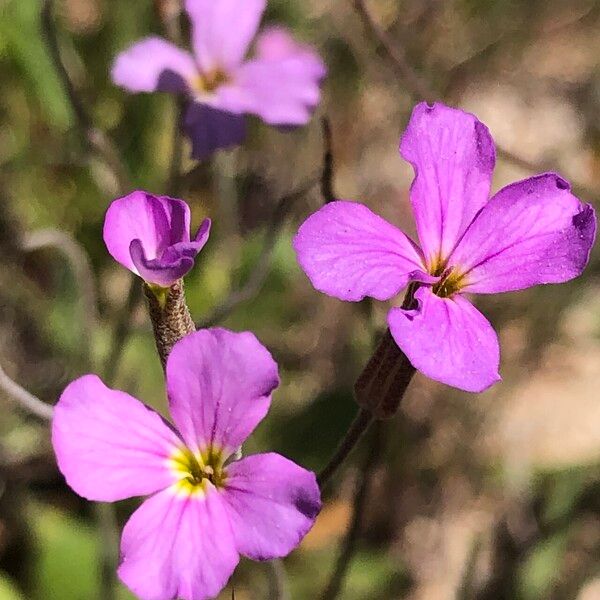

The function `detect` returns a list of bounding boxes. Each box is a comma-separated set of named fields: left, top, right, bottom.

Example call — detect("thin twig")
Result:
left=22, top=229, right=99, bottom=362
left=352, top=0, right=599, bottom=200
left=197, top=177, right=318, bottom=328
left=0, top=363, right=53, bottom=420
left=167, top=97, right=186, bottom=197
left=317, top=408, right=374, bottom=489
left=266, top=559, right=291, bottom=600
left=39, top=5, right=130, bottom=600
left=40, top=0, right=130, bottom=192
left=102, top=277, right=142, bottom=384
left=321, top=117, right=336, bottom=203
left=320, top=421, right=384, bottom=600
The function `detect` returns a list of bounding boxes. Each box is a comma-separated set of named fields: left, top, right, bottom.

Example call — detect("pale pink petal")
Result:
left=388, top=287, right=500, bottom=392
left=400, top=102, right=495, bottom=267
left=449, top=173, right=597, bottom=293
left=222, top=453, right=321, bottom=560
left=185, top=0, right=266, bottom=73
left=210, top=30, right=325, bottom=126
left=52, top=375, right=181, bottom=502
left=293, top=201, right=429, bottom=302
left=166, top=329, right=279, bottom=456
left=118, top=485, right=238, bottom=600
left=111, top=37, right=197, bottom=93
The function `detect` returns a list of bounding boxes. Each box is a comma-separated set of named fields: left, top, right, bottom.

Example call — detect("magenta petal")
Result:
left=293, top=201, right=427, bottom=302
left=388, top=287, right=500, bottom=392
left=111, top=37, right=197, bottom=93
left=118, top=486, right=238, bottom=600
left=104, top=191, right=190, bottom=272
left=183, top=103, right=246, bottom=160
left=449, top=173, right=597, bottom=293
left=129, top=239, right=195, bottom=288
left=400, top=102, right=495, bottom=266
left=166, top=329, right=279, bottom=456
left=222, top=453, right=320, bottom=560
left=185, top=0, right=266, bottom=73
left=103, top=191, right=207, bottom=286
left=51, top=375, right=180, bottom=502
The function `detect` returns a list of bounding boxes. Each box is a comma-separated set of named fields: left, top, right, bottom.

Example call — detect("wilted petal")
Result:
left=185, top=0, right=266, bottom=72
left=400, top=102, right=495, bottom=267
left=294, top=201, right=428, bottom=302
left=118, top=486, right=238, bottom=600
left=183, top=103, right=246, bottom=160
left=450, top=173, right=597, bottom=293
left=166, top=329, right=279, bottom=456
left=52, top=375, right=181, bottom=502
left=388, top=287, right=500, bottom=392
left=222, top=453, right=320, bottom=560
left=111, top=37, right=197, bottom=93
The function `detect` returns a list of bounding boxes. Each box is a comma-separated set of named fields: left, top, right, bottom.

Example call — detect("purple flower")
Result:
left=293, top=102, right=596, bottom=393
left=52, top=328, right=321, bottom=600
left=111, top=0, right=326, bottom=160
left=103, top=190, right=211, bottom=288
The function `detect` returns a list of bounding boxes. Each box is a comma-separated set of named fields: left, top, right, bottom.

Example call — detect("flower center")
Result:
left=431, top=267, right=465, bottom=298
left=170, top=447, right=227, bottom=496
left=192, top=69, right=230, bottom=95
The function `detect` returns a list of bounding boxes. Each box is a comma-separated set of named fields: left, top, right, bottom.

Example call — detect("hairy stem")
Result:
left=144, top=280, right=196, bottom=369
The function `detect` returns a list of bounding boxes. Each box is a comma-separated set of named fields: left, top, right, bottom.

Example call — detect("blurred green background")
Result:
left=1, top=0, right=600, bottom=598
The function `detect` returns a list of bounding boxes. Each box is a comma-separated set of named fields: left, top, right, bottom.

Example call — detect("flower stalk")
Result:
left=354, top=329, right=415, bottom=419
left=144, top=279, right=195, bottom=368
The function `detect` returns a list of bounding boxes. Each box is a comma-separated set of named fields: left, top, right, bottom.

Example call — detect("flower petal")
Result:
left=129, top=239, right=195, bottom=288
left=211, top=30, right=326, bottom=126
left=52, top=375, right=181, bottom=502
left=166, top=329, right=279, bottom=456
left=118, top=485, right=238, bottom=600
left=111, top=37, right=197, bottom=93
left=388, top=287, right=500, bottom=392
left=293, top=201, right=428, bottom=302
left=222, top=453, right=321, bottom=560
left=400, top=102, right=495, bottom=267
left=185, top=0, right=266, bottom=73
left=103, top=191, right=192, bottom=277
left=183, top=103, right=246, bottom=160
left=449, top=173, right=597, bottom=293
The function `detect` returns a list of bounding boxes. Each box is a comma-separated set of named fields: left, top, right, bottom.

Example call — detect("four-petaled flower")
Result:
left=52, top=328, right=321, bottom=600
left=294, top=102, right=597, bottom=392
left=112, top=0, right=326, bottom=160
left=103, top=190, right=211, bottom=288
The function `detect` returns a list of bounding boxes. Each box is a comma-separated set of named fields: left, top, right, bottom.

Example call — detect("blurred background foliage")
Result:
left=1, top=0, right=600, bottom=598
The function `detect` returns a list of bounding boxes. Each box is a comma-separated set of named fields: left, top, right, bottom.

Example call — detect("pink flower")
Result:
left=103, top=191, right=211, bottom=287
left=52, top=329, right=321, bottom=600
left=293, top=102, right=596, bottom=393
left=112, top=0, right=326, bottom=159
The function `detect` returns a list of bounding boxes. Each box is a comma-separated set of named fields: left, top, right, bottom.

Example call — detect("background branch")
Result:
left=352, top=0, right=599, bottom=200
left=40, top=0, right=130, bottom=193
left=320, top=421, right=384, bottom=600
left=197, top=177, right=318, bottom=328
left=22, top=229, right=99, bottom=363
left=0, top=363, right=53, bottom=420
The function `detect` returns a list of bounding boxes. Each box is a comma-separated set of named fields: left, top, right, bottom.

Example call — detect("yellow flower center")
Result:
left=169, top=446, right=227, bottom=497
left=428, top=257, right=467, bottom=298
left=191, top=69, right=230, bottom=95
